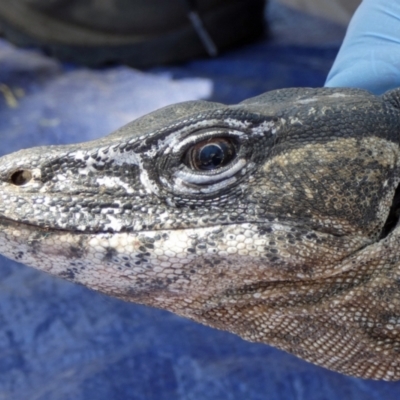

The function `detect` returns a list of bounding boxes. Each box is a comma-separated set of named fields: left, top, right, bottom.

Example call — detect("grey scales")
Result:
left=0, top=87, right=400, bottom=380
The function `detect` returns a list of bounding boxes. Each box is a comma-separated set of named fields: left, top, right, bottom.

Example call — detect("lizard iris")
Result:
left=185, top=137, right=237, bottom=171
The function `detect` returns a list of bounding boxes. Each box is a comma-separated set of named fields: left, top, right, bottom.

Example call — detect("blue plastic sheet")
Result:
left=0, top=4, right=400, bottom=399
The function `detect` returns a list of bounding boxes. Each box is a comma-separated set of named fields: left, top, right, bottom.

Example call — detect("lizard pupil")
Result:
left=198, top=143, right=224, bottom=169
left=187, top=138, right=236, bottom=171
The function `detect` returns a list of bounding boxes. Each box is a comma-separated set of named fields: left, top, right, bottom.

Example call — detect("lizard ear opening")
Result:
left=382, top=88, right=400, bottom=109
left=380, top=183, right=400, bottom=239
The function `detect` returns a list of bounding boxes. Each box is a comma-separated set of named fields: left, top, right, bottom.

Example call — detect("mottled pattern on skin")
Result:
left=1, top=87, right=400, bottom=380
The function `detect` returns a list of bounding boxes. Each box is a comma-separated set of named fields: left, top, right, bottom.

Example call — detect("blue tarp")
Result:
left=0, top=3, right=399, bottom=399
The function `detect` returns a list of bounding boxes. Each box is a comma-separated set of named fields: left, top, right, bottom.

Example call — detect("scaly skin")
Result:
left=0, top=87, right=400, bottom=379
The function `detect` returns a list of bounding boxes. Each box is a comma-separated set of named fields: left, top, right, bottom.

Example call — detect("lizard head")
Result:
left=1, top=87, right=400, bottom=379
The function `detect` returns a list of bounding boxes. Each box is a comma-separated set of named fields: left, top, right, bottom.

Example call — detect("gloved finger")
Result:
left=325, top=0, right=400, bottom=94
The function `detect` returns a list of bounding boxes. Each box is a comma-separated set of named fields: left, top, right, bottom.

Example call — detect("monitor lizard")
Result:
left=0, top=87, right=399, bottom=380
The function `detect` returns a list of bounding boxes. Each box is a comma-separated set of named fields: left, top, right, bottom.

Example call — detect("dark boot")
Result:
left=0, top=0, right=266, bottom=67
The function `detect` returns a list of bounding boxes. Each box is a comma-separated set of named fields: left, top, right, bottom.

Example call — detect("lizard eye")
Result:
left=161, top=128, right=254, bottom=196
left=184, top=138, right=236, bottom=171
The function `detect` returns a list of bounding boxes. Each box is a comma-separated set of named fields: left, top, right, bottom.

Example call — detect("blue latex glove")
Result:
left=325, top=0, right=400, bottom=94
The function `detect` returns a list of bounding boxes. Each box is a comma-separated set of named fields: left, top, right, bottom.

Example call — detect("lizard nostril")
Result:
left=10, top=170, right=33, bottom=186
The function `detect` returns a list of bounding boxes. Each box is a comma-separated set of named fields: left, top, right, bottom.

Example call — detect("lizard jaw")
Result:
left=0, top=216, right=371, bottom=309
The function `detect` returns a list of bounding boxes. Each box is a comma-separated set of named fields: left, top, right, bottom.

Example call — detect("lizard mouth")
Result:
left=380, top=183, right=400, bottom=239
